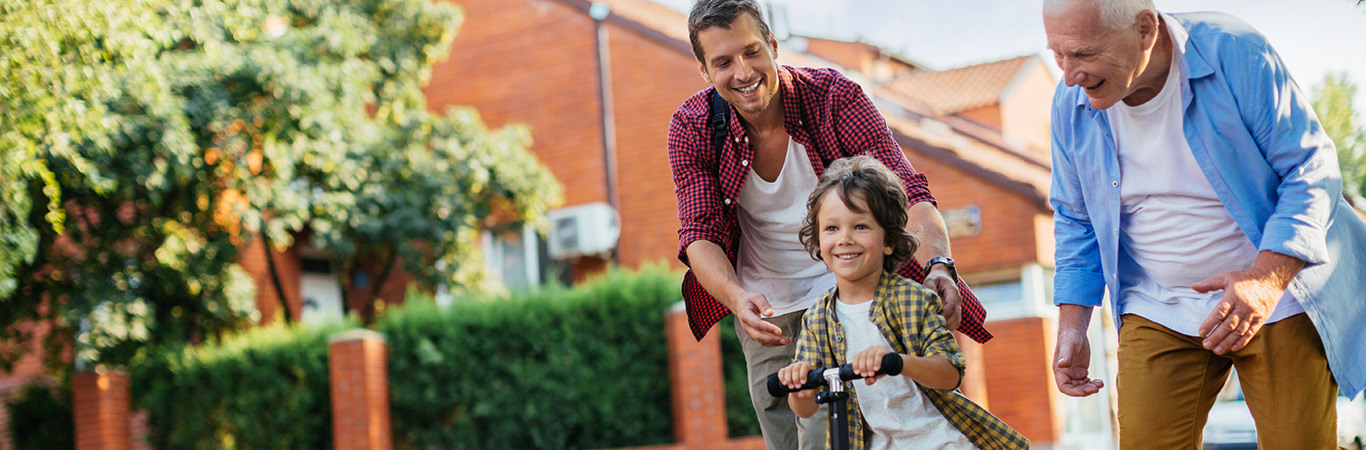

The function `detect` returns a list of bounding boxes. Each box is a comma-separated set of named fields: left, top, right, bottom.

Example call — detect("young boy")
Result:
left=777, top=156, right=1027, bottom=449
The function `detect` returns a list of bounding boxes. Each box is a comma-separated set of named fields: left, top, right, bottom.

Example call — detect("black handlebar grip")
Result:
left=766, top=353, right=904, bottom=397
left=879, top=352, right=903, bottom=376
left=766, top=367, right=826, bottom=397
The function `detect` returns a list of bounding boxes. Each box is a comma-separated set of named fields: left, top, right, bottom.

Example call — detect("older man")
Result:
left=1043, top=0, right=1366, bottom=447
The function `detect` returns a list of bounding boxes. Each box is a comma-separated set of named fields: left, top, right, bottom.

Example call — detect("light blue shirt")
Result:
left=1049, top=12, right=1366, bottom=398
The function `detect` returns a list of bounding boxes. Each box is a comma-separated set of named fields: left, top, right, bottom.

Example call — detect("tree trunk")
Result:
left=365, top=252, right=399, bottom=322
left=259, top=223, right=294, bottom=324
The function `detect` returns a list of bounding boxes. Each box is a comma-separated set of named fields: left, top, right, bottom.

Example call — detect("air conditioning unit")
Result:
left=547, top=202, right=620, bottom=260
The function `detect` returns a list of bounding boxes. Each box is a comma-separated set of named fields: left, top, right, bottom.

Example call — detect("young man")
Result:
left=668, top=1, right=992, bottom=447
left=1044, top=0, right=1366, bottom=447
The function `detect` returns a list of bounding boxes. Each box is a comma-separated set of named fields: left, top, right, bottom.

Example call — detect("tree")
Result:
left=1311, top=72, right=1366, bottom=206
left=0, top=0, right=560, bottom=370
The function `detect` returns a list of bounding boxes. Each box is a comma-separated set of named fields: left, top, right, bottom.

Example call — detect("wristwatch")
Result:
left=925, top=256, right=959, bottom=283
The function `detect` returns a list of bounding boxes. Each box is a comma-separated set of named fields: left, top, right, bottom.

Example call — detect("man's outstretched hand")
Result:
left=734, top=292, right=789, bottom=346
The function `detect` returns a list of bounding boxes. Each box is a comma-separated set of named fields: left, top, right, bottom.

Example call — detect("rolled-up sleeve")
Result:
left=668, top=108, right=734, bottom=266
left=831, top=78, right=936, bottom=207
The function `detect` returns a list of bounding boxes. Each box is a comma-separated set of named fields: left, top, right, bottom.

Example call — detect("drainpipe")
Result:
left=590, top=1, right=620, bottom=264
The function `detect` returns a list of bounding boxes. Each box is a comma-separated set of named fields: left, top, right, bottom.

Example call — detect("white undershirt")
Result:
left=834, top=297, right=973, bottom=450
left=735, top=138, right=836, bottom=315
left=1106, top=15, right=1301, bottom=337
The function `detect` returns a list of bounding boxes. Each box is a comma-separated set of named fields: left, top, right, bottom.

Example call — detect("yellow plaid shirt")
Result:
left=793, top=271, right=1028, bottom=450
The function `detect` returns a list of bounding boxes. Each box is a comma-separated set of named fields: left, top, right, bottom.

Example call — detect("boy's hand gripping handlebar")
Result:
left=766, top=352, right=904, bottom=397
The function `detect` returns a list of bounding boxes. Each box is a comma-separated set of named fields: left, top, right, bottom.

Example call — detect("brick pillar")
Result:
left=329, top=330, right=392, bottom=450
left=72, top=366, right=132, bottom=450
left=665, top=302, right=727, bottom=446
left=955, top=331, right=989, bottom=408
left=982, top=317, right=1062, bottom=444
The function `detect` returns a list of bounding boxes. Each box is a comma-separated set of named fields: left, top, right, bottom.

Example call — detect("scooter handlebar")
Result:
left=766, top=352, right=904, bottom=397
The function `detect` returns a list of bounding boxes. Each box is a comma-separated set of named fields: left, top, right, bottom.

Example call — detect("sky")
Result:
left=654, top=0, right=1366, bottom=112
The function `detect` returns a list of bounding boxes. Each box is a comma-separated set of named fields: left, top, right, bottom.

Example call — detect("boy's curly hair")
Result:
left=798, top=155, right=919, bottom=273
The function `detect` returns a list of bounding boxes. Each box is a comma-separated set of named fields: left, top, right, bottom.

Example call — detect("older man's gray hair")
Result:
left=1044, top=0, right=1156, bottom=30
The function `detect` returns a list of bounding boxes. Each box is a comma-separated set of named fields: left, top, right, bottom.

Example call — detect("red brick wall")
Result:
left=980, top=316, right=1061, bottom=444
left=427, top=0, right=608, bottom=208
left=238, top=237, right=302, bottom=324
left=901, top=154, right=1042, bottom=275
left=605, top=19, right=709, bottom=270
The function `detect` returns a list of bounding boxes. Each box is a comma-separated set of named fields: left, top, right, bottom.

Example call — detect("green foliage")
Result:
left=5, top=380, right=74, bottom=450
left=0, top=0, right=561, bottom=369
left=1311, top=72, right=1366, bottom=205
left=380, top=265, right=679, bottom=449
left=127, top=267, right=713, bottom=448
left=129, top=320, right=352, bottom=450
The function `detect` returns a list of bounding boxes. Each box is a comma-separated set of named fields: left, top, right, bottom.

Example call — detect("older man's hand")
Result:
left=1053, top=327, right=1104, bottom=397
left=1194, top=251, right=1305, bottom=355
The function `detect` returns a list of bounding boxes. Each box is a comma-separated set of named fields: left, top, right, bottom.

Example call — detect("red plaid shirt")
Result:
left=667, top=66, right=992, bottom=343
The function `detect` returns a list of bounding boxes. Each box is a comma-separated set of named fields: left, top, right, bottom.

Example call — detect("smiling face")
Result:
left=816, top=191, right=892, bottom=297
left=1045, top=2, right=1163, bottom=109
left=694, top=13, right=780, bottom=117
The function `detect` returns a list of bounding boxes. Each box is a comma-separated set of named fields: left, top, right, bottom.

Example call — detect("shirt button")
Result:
left=798, top=120, right=803, bottom=126
left=733, top=136, right=741, bottom=143
left=741, top=160, right=749, bottom=166
left=724, top=198, right=732, bottom=205
left=1112, top=181, right=1118, bottom=187
left=1113, top=229, right=1118, bottom=235
left=835, top=335, right=843, bottom=343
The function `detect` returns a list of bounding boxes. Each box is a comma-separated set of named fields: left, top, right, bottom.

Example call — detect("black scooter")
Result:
left=767, top=353, right=904, bottom=450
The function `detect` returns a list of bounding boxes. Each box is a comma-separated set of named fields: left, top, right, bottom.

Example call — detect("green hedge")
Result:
left=5, top=379, right=74, bottom=450
left=121, top=265, right=763, bottom=449
left=129, top=321, right=346, bottom=449
left=380, top=265, right=679, bottom=448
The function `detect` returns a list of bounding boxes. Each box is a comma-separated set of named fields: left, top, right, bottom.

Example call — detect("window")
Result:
left=482, top=224, right=571, bottom=292
left=299, top=254, right=343, bottom=324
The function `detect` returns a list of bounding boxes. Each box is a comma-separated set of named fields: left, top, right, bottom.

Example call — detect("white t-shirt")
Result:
left=1105, top=14, right=1301, bottom=337
left=834, top=298, right=973, bottom=450
left=735, top=138, right=836, bottom=316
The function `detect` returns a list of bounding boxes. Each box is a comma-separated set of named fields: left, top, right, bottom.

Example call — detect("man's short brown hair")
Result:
left=687, top=0, right=773, bottom=63
left=799, top=155, right=919, bottom=273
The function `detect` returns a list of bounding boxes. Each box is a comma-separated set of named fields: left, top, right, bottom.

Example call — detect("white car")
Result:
left=1202, top=370, right=1366, bottom=449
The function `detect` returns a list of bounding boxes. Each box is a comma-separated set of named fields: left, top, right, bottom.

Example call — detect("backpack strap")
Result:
left=708, top=89, right=729, bottom=155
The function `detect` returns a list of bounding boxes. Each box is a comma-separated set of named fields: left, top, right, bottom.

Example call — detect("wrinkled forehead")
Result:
left=1045, top=7, right=1113, bottom=52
